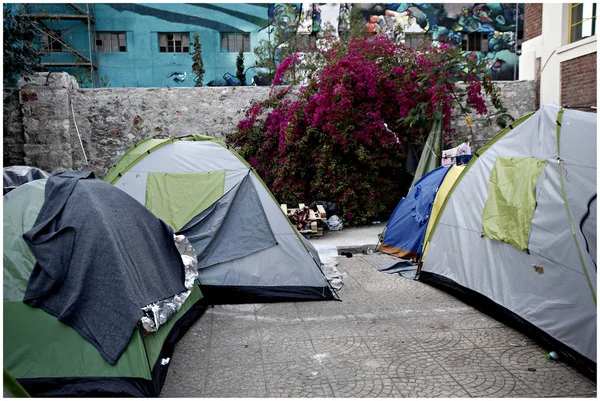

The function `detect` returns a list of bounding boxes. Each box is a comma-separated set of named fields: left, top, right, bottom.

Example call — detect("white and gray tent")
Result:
left=105, top=135, right=337, bottom=304
left=420, top=104, right=596, bottom=375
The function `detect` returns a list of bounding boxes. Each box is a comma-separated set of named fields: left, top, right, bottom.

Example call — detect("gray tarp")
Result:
left=23, top=171, right=187, bottom=365
left=179, top=172, right=277, bottom=269
left=3, top=166, right=50, bottom=194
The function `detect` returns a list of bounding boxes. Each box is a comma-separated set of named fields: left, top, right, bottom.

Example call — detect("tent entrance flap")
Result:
left=178, top=173, right=278, bottom=269
left=482, top=156, right=547, bottom=252
left=145, top=171, right=226, bottom=231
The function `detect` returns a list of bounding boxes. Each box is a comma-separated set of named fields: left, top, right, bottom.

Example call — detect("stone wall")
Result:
left=69, top=85, right=274, bottom=175
left=17, top=72, right=80, bottom=173
left=452, top=80, right=537, bottom=149
left=8, top=72, right=536, bottom=178
left=3, top=89, right=25, bottom=167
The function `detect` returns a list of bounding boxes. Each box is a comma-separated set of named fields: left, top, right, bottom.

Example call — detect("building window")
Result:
left=405, top=33, right=431, bottom=48
left=41, top=30, right=62, bottom=52
left=569, top=3, right=596, bottom=43
left=96, top=32, right=127, bottom=52
left=159, top=33, right=190, bottom=53
left=461, top=33, right=489, bottom=52
left=221, top=33, right=250, bottom=53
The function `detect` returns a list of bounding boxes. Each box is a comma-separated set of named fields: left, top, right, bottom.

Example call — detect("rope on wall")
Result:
left=70, top=100, right=89, bottom=165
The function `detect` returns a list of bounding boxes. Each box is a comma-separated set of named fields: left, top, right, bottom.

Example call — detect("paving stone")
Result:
left=360, top=277, right=408, bottom=294
left=434, top=348, right=505, bottom=373
left=508, top=367, right=597, bottom=397
left=329, top=378, right=403, bottom=398
left=387, top=351, right=447, bottom=377
left=363, top=338, right=423, bottom=357
left=449, top=312, right=506, bottom=330
left=257, top=320, right=312, bottom=343
left=305, top=318, right=363, bottom=339
left=396, top=314, right=456, bottom=333
left=482, top=345, right=565, bottom=370
left=203, top=363, right=268, bottom=397
left=461, top=327, right=536, bottom=348
left=354, top=318, right=411, bottom=338
left=320, top=355, right=393, bottom=382
left=210, top=318, right=262, bottom=347
left=261, top=339, right=316, bottom=363
left=254, top=302, right=304, bottom=323
left=312, top=336, right=375, bottom=358
left=296, top=295, right=368, bottom=318
left=263, top=361, right=334, bottom=397
left=160, top=352, right=209, bottom=397
left=209, top=342, right=262, bottom=367
left=449, top=370, right=539, bottom=397
left=391, top=375, right=471, bottom=398
left=160, top=254, right=594, bottom=397
left=409, top=330, right=476, bottom=351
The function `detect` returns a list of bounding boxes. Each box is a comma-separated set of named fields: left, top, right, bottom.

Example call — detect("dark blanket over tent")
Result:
left=22, top=171, right=187, bottom=365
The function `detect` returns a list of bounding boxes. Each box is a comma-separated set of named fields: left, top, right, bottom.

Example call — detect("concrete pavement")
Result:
left=160, top=228, right=596, bottom=398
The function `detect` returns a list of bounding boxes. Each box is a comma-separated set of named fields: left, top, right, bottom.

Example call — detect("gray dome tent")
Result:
left=105, top=135, right=337, bottom=304
left=420, top=104, right=596, bottom=377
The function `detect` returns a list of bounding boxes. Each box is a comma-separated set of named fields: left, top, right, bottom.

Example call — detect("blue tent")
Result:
left=380, top=166, right=451, bottom=261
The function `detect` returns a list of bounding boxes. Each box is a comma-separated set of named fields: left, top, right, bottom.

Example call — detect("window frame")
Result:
left=220, top=33, right=251, bottom=53
left=41, top=30, right=62, bottom=53
left=461, top=32, right=489, bottom=53
left=404, top=33, right=431, bottom=49
left=96, top=32, right=127, bottom=53
left=158, top=32, right=190, bottom=53
left=568, top=2, right=596, bottom=44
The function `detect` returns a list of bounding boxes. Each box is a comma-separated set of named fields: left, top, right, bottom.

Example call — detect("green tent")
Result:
left=3, top=179, right=206, bottom=397
left=409, top=114, right=443, bottom=190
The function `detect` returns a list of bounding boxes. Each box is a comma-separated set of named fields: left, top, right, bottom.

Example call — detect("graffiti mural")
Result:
left=168, top=72, right=187, bottom=83
left=271, top=3, right=524, bottom=81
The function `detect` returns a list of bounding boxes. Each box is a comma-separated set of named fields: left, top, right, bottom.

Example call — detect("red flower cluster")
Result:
left=228, top=36, right=496, bottom=225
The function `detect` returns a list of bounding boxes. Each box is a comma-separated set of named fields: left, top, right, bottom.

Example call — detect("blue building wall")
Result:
left=16, top=3, right=272, bottom=87
left=8, top=3, right=523, bottom=88
left=93, top=3, right=270, bottom=87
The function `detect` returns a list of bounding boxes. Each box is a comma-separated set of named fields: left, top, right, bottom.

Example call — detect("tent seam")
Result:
left=555, top=108, right=596, bottom=305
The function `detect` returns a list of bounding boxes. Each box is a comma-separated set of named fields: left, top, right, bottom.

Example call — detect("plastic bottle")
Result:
left=545, top=351, right=559, bottom=361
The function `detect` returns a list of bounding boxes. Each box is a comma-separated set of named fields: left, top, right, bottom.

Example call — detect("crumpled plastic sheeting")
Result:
left=140, top=234, right=199, bottom=333
left=3, top=166, right=50, bottom=194
left=311, top=244, right=344, bottom=290
left=326, top=215, right=343, bottom=231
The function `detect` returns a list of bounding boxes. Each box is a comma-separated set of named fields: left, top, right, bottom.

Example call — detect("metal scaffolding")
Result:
left=22, top=3, right=97, bottom=87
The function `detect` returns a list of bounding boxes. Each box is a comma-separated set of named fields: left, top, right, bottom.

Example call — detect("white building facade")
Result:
left=520, top=3, right=597, bottom=108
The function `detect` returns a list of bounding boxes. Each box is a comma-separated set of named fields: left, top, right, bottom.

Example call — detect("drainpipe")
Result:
left=514, top=3, right=519, bottom=81
left=87, top=3, right=94, bottom=88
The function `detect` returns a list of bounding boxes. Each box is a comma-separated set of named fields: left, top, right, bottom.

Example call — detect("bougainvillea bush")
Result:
left=228, top=35, right=505, bottom=225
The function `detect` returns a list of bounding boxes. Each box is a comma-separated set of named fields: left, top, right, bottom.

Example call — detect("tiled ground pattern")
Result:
left=161, top=254, right=597, bottom=398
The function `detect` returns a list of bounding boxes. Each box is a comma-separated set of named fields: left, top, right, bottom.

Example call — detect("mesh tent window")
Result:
left=482, top=156, right=547, bottom=251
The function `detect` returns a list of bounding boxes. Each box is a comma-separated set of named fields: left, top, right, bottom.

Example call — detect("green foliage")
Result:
left=191, top=32, right=205, bottom=87
left=71, top=56, right=92, bottom=87
left=236, top=50, right=246, bottom=86
left=99, top=73, right=111, bottom=88
left=252, top=4, right=332, bottom=86
left=3, top=6, right=46, bottom=86
left=345, top=6, right=367, bottom=41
